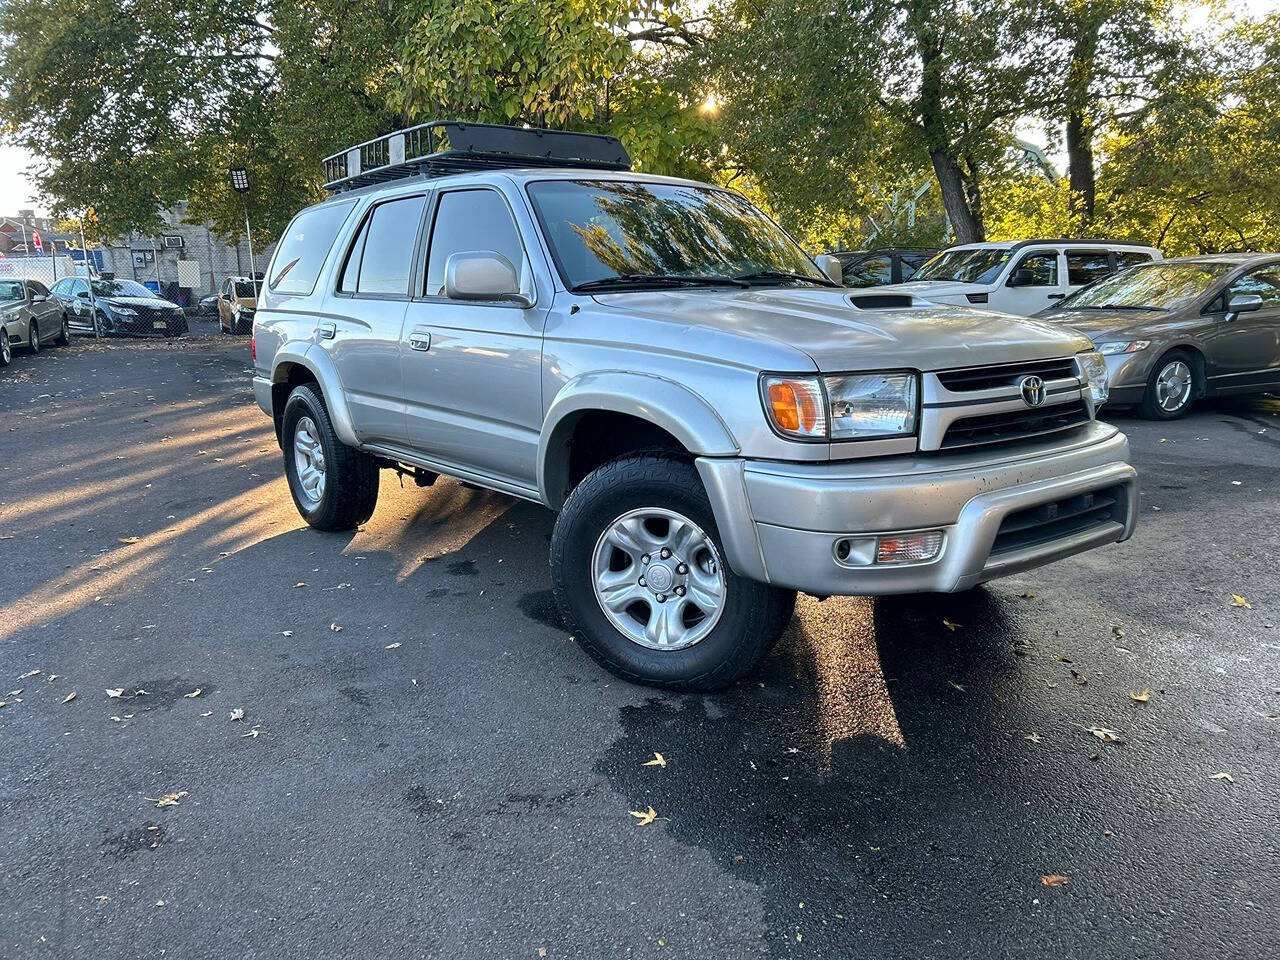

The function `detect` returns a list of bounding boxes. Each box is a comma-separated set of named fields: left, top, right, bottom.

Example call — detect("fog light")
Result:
left=875, top=531, right=944, bottom=565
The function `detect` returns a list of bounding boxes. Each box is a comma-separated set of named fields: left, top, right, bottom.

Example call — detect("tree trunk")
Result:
left=916, top=28, right=984, bottom=243
left=930, top=149, right=983, bottom=243
left=1065, top=108, right=1095, bottom=225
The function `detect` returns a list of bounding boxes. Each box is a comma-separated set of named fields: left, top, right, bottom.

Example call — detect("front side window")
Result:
left=425, top=190, right=525, bottom=297
left=841, top=254, right=892, bottom=287
left=1066, top=251, right=1112, bottom=286
left=900, top=253, right=930, bottom=279
left=268, top=201, right=356, bottom=296
left=1013, top=252, right=1058, bottom=286
left=27, top=280, right=50, bottom=297
left=913, top=248, right=1012, bottom=284
left=525, top=179, right=826, bottom=290
left=341, top=195, right=426, bottom=296
left=1225, top=263, right=1280, bottom=309
left=1058, top=262, right=1232, bottom=311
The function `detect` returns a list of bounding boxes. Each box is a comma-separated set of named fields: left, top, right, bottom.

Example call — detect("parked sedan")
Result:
left=0, top=278, right=69, bottom=365
left=1039, top=253, right=1280, bottom=419
left=49, top=277, right=188, bottom=338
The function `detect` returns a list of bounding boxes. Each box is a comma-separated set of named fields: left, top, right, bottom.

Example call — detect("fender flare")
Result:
left=538, top=371, right=739, bottom=508
left=271, top=343, right=360, bottom=447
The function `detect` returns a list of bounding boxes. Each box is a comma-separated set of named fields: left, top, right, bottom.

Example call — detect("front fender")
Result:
left=539, top=371, right=739, bottom=508
left=271, top=343, right=360, bottom=448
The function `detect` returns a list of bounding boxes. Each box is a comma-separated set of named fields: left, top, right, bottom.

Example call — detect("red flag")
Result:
left=30, top=229, right=44, bottom=254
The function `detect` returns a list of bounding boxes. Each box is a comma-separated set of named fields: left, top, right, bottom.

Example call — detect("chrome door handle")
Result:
left=408, top=332, right=431, bottom=352
left=318, top=321, right=336, bottom=340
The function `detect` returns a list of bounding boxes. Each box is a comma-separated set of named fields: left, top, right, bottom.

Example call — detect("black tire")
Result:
left=0, top=328, right=11, bottom=367
left=56, top=314, right=71, bottom=346
left=550, top=454, right=796, bottom=692
left=27, top=320, right=40, bottom=353
left=1139, top=349, right=1197, bottom=420
left=281, top=384, right=379, bottom=531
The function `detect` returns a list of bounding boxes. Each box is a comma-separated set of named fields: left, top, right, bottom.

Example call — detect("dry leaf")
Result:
left=629, top=805, right=658, bottom=826
left=118, top=537, right=141, bottom=544
left=1210, top=772, right=1235, bottom=783
left=538, top=950, right=547, bottom=958
left=941, top=618, right=962, bottom=631
left=948, top=680, right=967, bottom=692
left=330, top=623, right=343, bottom=633
left=1071, top=669, right=1088, bottom=686
left=19, top=669, right=40, bottom=680
left=1020, top=591, right=1036, bottom=599
left=148, top=790, right=188, bottom=808
left=1085, top=725, right=1124, bottom=744
left=62, top=692, right=77, bottom=704
left=106, top=688, right=124, bottom=698
left=281, top=631, right=294, bottom=637
left=294, top=583, right=307, bottom=588
left=1129, top=689, right=1151, bottom=703
left=183, top=688, right=202, bottom=698
left=241, top=727, right=262, bottom=738
left=1112, top=626, right=1126, bottom=638
left=1231, top=594, right=1252, bottom=609
left=643, top=752, right=667, bottom=768
left=385, top=642, right=401, bottom=649
left=229, top=708, right=245, bottom=722
left=1041, top=874, right=1069, bottom=887
left=199, top=710, right=212, bottom=718
left=1054, top=654, right=1073, bottom=664
left=1025, top=733, right=1043, bottom=744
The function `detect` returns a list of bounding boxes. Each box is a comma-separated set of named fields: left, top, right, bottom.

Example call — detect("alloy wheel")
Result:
left=292, top=416, right=327, bottom=506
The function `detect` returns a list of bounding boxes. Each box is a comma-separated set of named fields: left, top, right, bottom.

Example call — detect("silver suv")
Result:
left=253, top=122, right=1138, bottom=691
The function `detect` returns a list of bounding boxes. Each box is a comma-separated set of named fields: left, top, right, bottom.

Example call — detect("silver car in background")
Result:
left=0, top=277, right=70, bottom=366
left=1040, top=254, right=1280, bottom=419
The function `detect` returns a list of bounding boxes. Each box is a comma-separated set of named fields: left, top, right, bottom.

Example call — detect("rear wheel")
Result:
left=1140, top=350, right=1197, bottom=420
left=551, top=454, right=795, bottom=692
left=281, top=384, right=380, bottom=531
left=56, top=314, right=71, bottom=346
left=0, top=328, right=11, bottom=367
left=27, top=321, right=40, bottom=353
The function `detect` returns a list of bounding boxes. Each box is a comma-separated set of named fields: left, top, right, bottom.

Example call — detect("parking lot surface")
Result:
left=2, top=333, right=1278, bottom=959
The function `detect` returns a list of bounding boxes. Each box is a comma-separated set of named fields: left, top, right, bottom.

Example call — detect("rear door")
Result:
left=400, top=186, right=547, bottom=489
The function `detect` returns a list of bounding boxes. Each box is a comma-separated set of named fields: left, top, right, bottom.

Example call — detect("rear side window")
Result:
left=841, top=254, right=892, bottom=287
left=424, top=190, right=525, bottom=297
left=340, top=195, right=426, bottom=296
left=268, top=201, right=356, bottom=296
left=1066, top=251, right=1111, bottom=286
left=1115, top=251, right=1152, bottom=271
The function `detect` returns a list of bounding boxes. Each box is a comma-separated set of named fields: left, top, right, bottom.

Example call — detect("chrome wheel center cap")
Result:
left=646, top=564, right=675, bottom=593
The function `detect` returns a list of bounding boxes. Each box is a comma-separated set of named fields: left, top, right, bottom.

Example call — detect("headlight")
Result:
left=763, top=372, right=918, bottom=440
left=1077, top=350, right=1110, bottom=405
left=1096, top=340, right=1150, bottom=355
left=113, top=307, right=137, bottom=317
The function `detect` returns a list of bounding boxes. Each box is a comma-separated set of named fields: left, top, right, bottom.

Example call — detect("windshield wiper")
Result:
left=572, top=274, right=748, bottom=293
left=733, top=269, right=837, bottom=287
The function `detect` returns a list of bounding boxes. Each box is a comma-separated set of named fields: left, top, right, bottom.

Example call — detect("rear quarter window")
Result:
left=267, top=201, right=357, bottom=296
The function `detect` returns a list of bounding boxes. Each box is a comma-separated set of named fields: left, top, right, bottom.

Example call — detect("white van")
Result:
left=855, top=240, right=1162, bottom=317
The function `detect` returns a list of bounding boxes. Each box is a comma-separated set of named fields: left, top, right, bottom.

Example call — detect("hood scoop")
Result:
left=848, top=293, right=916, bottom=309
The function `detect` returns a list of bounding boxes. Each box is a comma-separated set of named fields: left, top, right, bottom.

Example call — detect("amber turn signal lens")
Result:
left=766, top=378, right=825, bottom=437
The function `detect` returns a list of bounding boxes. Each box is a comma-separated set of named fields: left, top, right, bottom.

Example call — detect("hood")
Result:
left=589, top=287, right=1091, bottom=372
left=1038, top=307, right=1174, bottom=341
left=854, top=280, right=985, bottom=304
left=104, top=295, right=182, bottom=311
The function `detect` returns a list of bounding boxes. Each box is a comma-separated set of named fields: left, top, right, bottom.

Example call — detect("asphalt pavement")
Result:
left=2, top=329, right=1278, bottom=960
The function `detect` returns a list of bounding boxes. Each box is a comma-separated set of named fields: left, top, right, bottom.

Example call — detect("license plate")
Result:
left=153, top=321, right=166, bottom=329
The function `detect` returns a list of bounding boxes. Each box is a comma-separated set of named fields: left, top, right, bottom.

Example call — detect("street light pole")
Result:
left=228, top=166, right=256, bottom=281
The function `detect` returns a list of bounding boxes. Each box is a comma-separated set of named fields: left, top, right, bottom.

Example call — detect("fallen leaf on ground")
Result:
left=942, top=618, right=962, bottom=631
left=385, top=642, right=401, bottom=649
left=229, top=708, right=245, bottom=722
left=1054, top=655, right=1073, bottom=664
left=1112, top=626, right=1126, bottom=638
left=643, top=752, right=667, bottom=768
left=199, top=710, right=212, bottom=717
left=294, top=583, right=306, bottom=588
left=148, top=791, right=188, bottom=808
left=1129, top=689, right=1151, bottom=703
left=1071, top=670, right=1088, bottom=686
left=1085, top=725, right=1124, bottom=744
left=241, top=727, right=262, bottom=738
left=629, top=806, right=658, bottom=826
left=948, top=680, right=967, bottom=692
left=19, top=669, right=40, bottom=680
left=1041, top=874, right=1069, bottom=887
left=1231, top=594, right=1252, bottom=609
left=62, top=692, right=77, bottom=704
left=1025, top=732, right=1042, bottom=744
left=330, top=623, right=343, bottom=633
left=183, top=688, right=202, bottom=698
left=118, top=537, right=141, bottom=544
left=1210, top=772, right=1235, bottom=783
left=106, top=688, right=124, bottom=698
left=281, top=631, right=294, bottom=637
left=1020, top=591, right=1036, bottom=599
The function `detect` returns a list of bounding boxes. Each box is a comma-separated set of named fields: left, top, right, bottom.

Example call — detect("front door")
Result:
left=1202, top=261, right=1280, bottom=392
left=400, top=187, right=547, bottom=490
left=1000, top=250, right=1065, bottom=315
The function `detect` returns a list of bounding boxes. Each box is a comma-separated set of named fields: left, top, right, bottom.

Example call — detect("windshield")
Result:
left=1057, top=262, right=1231, bottom=311
left=91, top=278, right=155, bottom=298
left=0, top=280, right=24, bottom=302
left=234, top=280, right=260, bottom=298
left=525, top=180, right=827, bottom=290
left=913, top=248, right=1012, bottom=284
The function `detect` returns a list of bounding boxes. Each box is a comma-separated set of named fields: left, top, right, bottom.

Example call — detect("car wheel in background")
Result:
left=0, top=328, right=11, bottom=366
left=281, top=384, right=380, bottom=531
left=28, top=321, right=40, bottom=353
left=56, top=314, right=71, bottom=346
left=1140, top=350, right=1197, bottom=420
left=550, top=454, right=795, bottom=692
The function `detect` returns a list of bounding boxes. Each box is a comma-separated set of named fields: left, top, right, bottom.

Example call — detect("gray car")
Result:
left=1039, top=254, right=1280, bottom=419
left=0, top=277, right=70, bottom=366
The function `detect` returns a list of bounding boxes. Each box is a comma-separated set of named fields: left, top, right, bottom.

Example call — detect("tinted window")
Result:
left=0, top=280, right=24, bottom=302
left=344, top=196, right=426, bottom=295
left=841, top=254, right=892, bottom=287
left=426, top=190, right=525, bottom=297
left=27, top=280, right=50, bottom=297
left=339, top=217, right=370, bottom=293
left=268, top=201, right=356, bottom=296
left=1227, top=264, right=1280, bottom=309
left=234, top=280, right=260, bottom=298
left=914, top=248, right=1012, bottom=284
left=1115, top=251, right=1152, bottom=271
left=1066, top=251, right=1112, bottom=286
left=1014, top=252, right=1057, bottom=286
left=899, top=253, right=930, bottom=279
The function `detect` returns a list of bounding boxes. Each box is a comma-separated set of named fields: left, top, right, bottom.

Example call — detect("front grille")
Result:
left=115, top=306, right=182, bottom=336
left=940, top=399, right=1091, bottom=450
left=937, top=357, right=1078, bottom=392
left=991, top=485, right=1126, bottom=556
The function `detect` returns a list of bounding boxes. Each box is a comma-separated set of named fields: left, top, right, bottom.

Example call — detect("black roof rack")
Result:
left=322, top=121, right=632, bottom=193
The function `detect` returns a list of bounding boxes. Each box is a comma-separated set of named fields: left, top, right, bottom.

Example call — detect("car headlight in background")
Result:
left=1096, top=340, right=1151, bottom=355
left=113, top=307, right=137, bottom=317
left=1076, top=349, right=1110, bottom=406
left=763, top=372, right=918, bottom=440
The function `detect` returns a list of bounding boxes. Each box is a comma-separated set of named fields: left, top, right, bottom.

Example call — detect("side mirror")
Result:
left=77, top=290, right=90, bottom=299
left=814, top=254, right=844, bottom=285
left=31, top=293, right=47, bottom=303
left=1225, top=292, right=1263, bottom=321
left=444, top=251, right=531, bottom=307
left=1008, top=268, right=1035, bottom=288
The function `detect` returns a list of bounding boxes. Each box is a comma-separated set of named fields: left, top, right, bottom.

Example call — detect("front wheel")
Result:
left=281, top=384, right=380, bottom=531
left=1140, top=350, right=1197, bottom=420
left=0, top=328, right=11, bottom=367
left=550, top=454, right=795, bottom=692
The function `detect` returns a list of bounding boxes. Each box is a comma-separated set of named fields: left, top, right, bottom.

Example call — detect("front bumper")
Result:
left=1102, top=350, right=1158, bottom=405
left=697, top=423, right=1137, bottom=595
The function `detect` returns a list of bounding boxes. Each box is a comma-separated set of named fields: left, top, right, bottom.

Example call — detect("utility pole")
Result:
left=80, top=213, right=101, bottom=339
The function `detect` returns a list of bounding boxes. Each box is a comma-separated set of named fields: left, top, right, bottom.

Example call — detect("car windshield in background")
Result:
left=912, top=248, right=1013, bottom=284
left=92, top=279, right=155, bottom=298
left=1057, top=262, right=1232, bottom=311
left=235, top=281, right=260, bottom=298
left=526, top=180, right=828, bottom=290
left=0, top=280, right=24, bottom=302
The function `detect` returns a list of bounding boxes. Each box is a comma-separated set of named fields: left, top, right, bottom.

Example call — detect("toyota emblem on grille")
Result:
left=1020, top=375, right=1047, bottom=407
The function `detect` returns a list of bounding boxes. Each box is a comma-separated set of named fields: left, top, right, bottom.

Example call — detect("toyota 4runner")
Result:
left=252, top=122, right=1138, bottom=691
